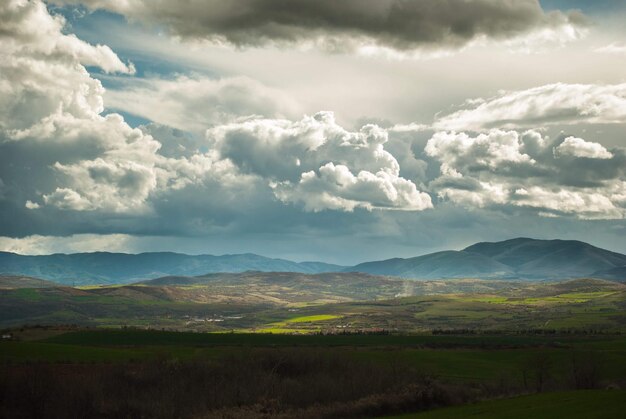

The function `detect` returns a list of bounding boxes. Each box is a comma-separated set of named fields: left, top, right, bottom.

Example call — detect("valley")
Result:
left=2, top=274, right=625, bottom=334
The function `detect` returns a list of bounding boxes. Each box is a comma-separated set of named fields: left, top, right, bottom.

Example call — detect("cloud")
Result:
left=425, top=130, right=626, bottom=219
left=424, top=130, right=534, bottom=176
left=434, top=83, right=626, bottom=131
left=0, top=234, right=134, bottom=255
left=207, top=112, right=432, bottom=212
left=1, top=0, right=625, bottom=264
left=0, top=0, right=432, bottom=228
left=512, top=187, right=623, bottom=219
left=43, top=158, right=158, bottom=212
left=0, top=0, right=135, bottom=135
left=105, top=75, right=300, bottom=132
left=53, top=0, right=586, bottom=54
left=595, top=43, right=626, bottom=54
left=0, top=0, right=133, bottom=74
left=273, top=162, right=432, bottom=212
left=554, top=137, right=613, bottom=160
left=0, top=0, right=232, bottom=215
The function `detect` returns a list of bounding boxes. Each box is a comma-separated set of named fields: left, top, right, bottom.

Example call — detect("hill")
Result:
left=347, top=250, right=514, bottom=279
left=592, top=266, right=626, bottom=282
left=348, top=238, right=626, bottom=280
left=0, top=252, right=344, bottom=285
left=0, top=275, right=59, bottom=289
left=464, top=238, right=626, bottom=279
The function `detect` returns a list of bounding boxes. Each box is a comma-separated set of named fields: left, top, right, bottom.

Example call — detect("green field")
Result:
left=2, top=327, right=626, bottom=418
left=387, top=390, right=626, bottom=419
left=1, top=329, right=625, bottom=383
left=37, top=328, right=622, bottom=348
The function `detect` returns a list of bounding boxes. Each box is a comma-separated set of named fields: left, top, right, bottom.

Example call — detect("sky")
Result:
left=0, top=0, right=625, bottom=264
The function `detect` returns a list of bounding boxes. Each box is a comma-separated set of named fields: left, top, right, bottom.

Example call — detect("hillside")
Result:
left=135, top=271, right=526, bottom=304
left=0, top=275, right=59, bottom=289
left=349, top=238, right=626, bottom=280
left=592, top=266, right=626, bottom=282
left=464, top=238, right=626, bottom=279
left=347, top=250, right=514, bottom=279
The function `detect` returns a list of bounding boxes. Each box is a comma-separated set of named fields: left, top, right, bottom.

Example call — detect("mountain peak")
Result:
left=351, top=238, right=626, bottom=281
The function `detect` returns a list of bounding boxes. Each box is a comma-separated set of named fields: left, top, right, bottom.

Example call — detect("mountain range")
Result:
left=0, top=252, right=342, bottom=285
left=349, top=238, right=626, bottom=280
left=0, top=238, right=625, bottom=285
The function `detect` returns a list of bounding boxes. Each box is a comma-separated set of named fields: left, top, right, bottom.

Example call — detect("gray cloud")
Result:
left=54, top=0, right=586, bottom=53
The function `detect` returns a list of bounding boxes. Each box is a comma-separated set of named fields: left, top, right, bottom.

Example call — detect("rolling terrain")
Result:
left=1, top=272, right=624, bottom=333
left=0, top=275, right=59, bottom=289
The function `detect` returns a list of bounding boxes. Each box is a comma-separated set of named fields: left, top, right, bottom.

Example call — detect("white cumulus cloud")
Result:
left=554, top=137, right=613, bottom=160
left=208, top=112, right=432, bottom=212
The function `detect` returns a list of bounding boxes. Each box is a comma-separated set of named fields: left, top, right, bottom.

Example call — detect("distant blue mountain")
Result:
left=1, top=238, right=625, bottom=285
left=348, top=238, right=626, bottom=281
left=0, top=251, right=344, bottom=285
left=346, top=250, right=514, bottom=279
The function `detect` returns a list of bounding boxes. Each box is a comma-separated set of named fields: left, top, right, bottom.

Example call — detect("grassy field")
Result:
left=37, top=328, right=622, bottom=348
left=387, top=390, right=626, bottom=419
left=2, top=329, right=625, bottom=383
left=2, top=327, right=625, bottom=418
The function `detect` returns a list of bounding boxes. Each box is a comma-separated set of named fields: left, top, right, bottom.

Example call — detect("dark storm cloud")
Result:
left=56, top=0, right=586, bottom=51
